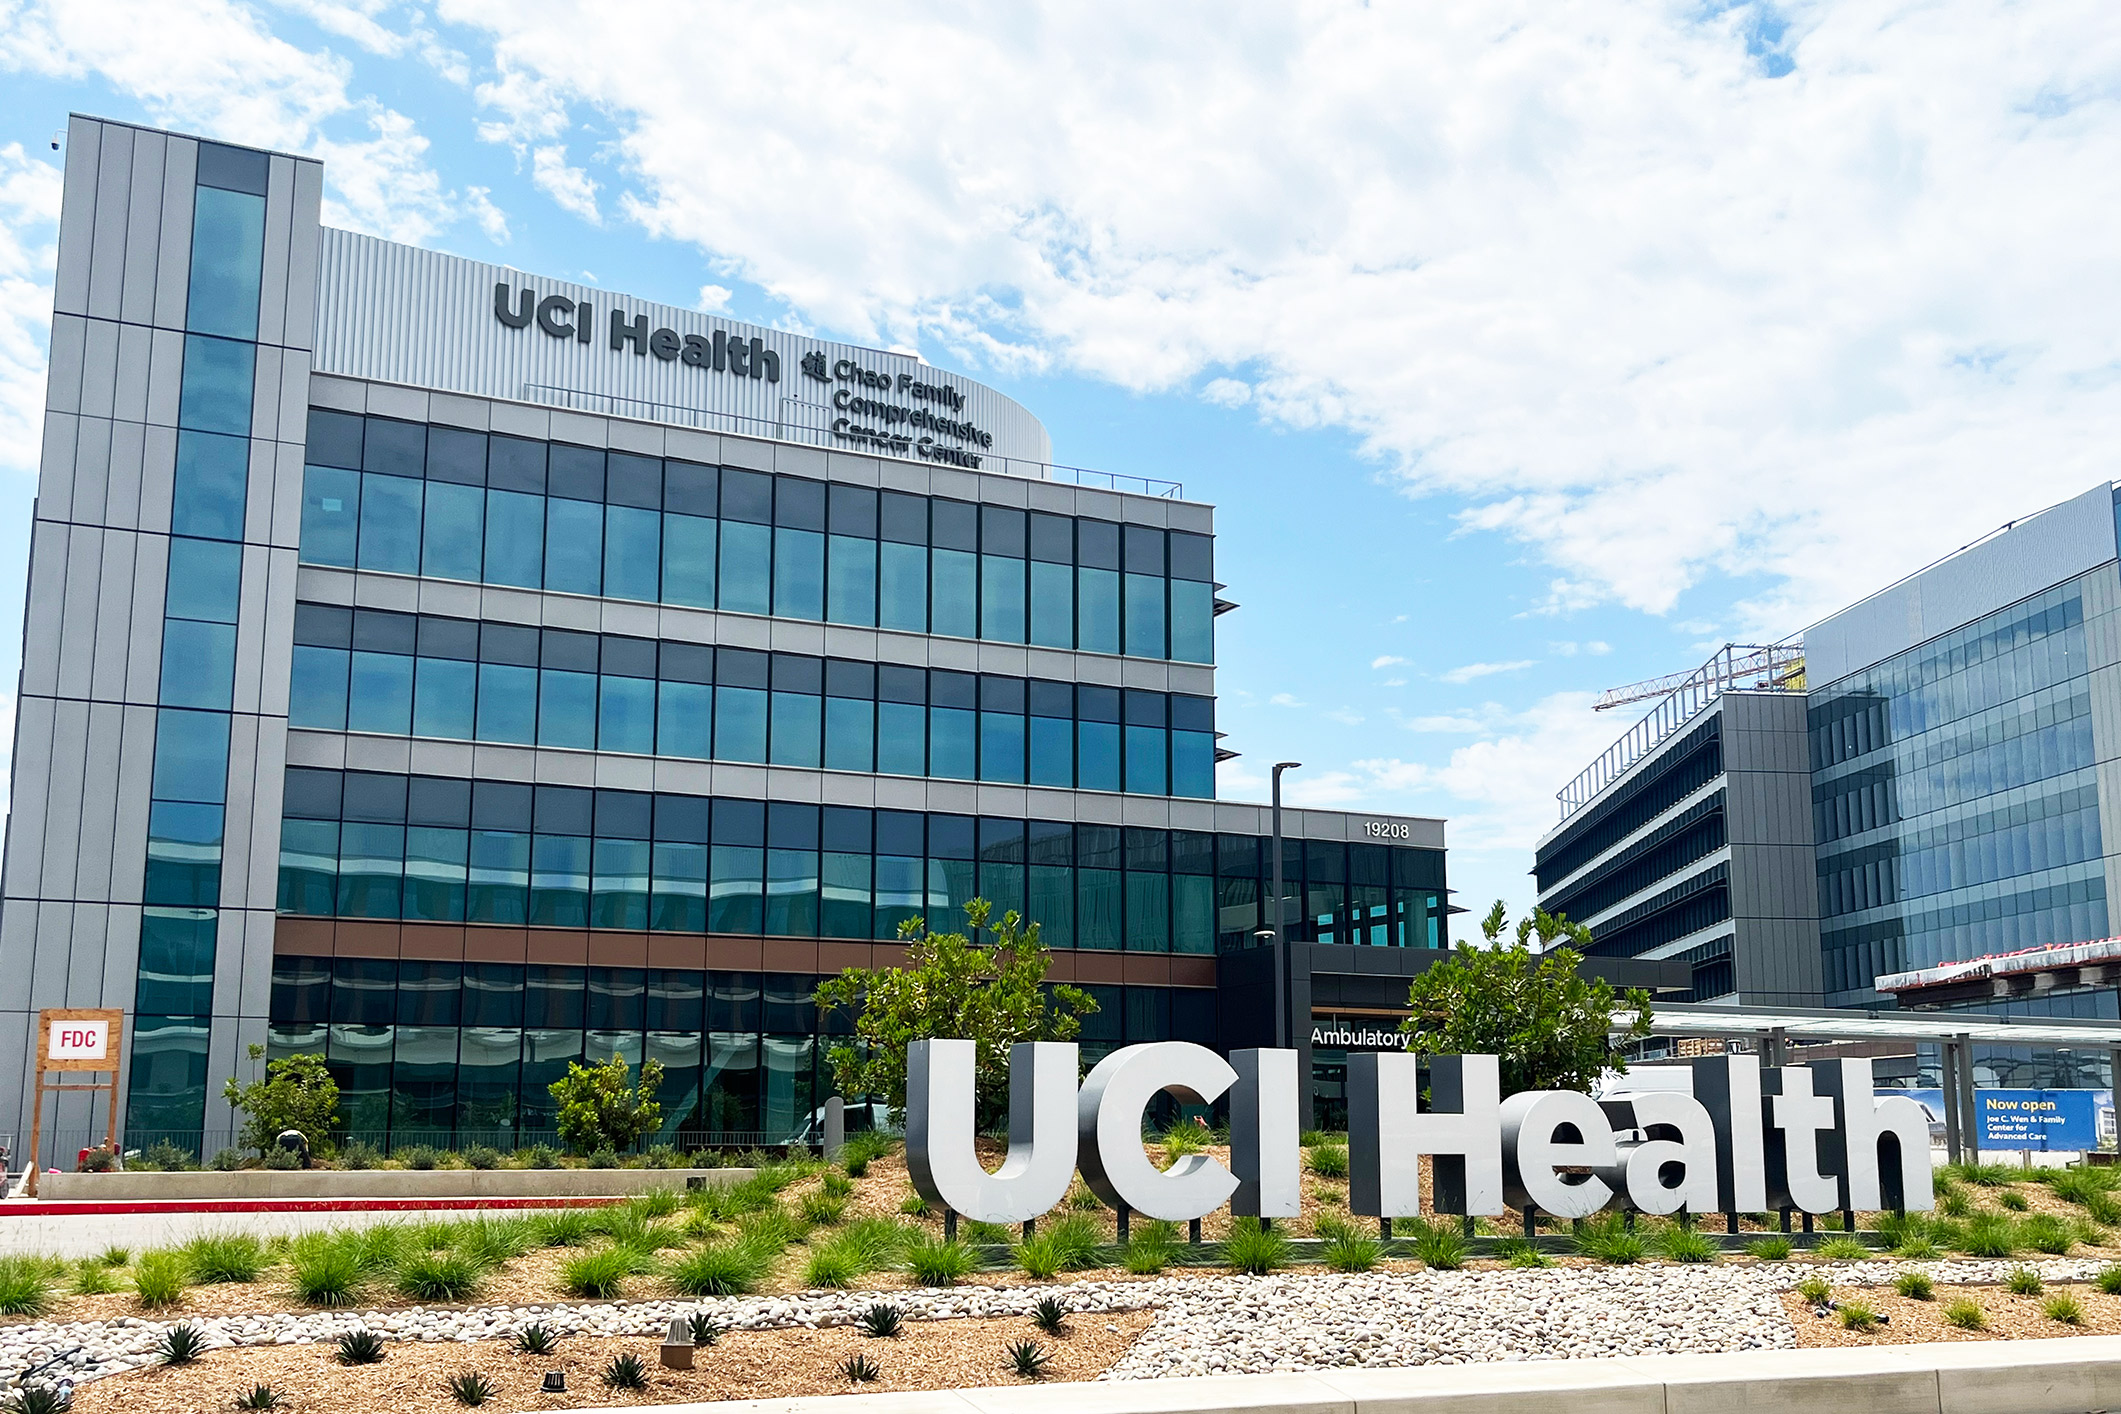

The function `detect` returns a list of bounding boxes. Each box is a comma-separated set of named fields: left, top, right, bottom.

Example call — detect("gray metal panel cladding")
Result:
left=309, top=228, right=1055, bottom=468
left=1806, top=482, right=2121, bottom=687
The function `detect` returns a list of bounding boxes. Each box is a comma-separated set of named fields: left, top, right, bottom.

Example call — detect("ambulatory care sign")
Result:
left=903, top=1040, right=1936, bottom=1226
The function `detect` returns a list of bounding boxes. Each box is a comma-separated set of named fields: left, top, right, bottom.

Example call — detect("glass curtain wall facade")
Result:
left=128, top=145, right=272, bottom=1136
left=1810, top=577, right=2107, bottom=1005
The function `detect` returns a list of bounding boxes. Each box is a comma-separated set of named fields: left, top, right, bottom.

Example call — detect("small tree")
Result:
left=549, top=1053, right=665, bottom=1154
left=1397, top=901, right=1654, bottom=1096
left=223, top=1046, right=342, bottom=1156
left=814, top=899, right=1098, bottom=1127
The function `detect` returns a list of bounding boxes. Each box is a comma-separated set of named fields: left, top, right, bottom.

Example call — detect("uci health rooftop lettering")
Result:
left=2, top=114, right=1450, bottom=1164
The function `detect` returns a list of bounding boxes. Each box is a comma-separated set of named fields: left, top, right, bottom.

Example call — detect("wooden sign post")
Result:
left=26, top=1008, right=124, bottom=1198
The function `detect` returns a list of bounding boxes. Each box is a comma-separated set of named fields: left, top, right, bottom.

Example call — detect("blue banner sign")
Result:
left=1978, top=1089, right=2100, bottom=1150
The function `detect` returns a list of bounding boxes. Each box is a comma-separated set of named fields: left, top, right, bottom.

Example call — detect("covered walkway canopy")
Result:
left=1625, top=1002, right=2121, bottom=1164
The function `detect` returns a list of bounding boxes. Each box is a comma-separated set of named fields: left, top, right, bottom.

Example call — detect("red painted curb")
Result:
left=0, top=1196, right=626, bottom=1216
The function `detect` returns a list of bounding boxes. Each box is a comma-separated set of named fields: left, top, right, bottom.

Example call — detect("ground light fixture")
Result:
left=541, top=1371, right=565, bottom=1393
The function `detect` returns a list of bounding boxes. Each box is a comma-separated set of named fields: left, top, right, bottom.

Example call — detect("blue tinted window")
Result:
left=1030, top=715, right=1072, bottom=787
left=421, top=481, right=484, bottom=581
left=824, top=697, right=874, bottom=772
left=1078, top=722, right=1121, bottom=792
left=715, top=686, right=768, bottom=762
left=657, top=681, right=712, bottom=759
left=720, top=521, right=772, bottom=615
left=172, top=431, right=250, bottom=541
left=413, top=658, right=476, bottom=740
left=1030, top=561, right=1072, bottom=648
left=137, top=908, right=218, bottom=1014
left=545, top=498, right=603, bottom=596
left=357, top=474, right=422, bottom=574
left=160, top=620, right=237, bottom=709
left=1171, top=579, right=1214, bottom=664
left=300, top=464, right=359, bottom=565
left=186, top=186, right=266, bottom=341
left=348, top=651, right=414, bottom=735
left=1125, top=573, right=1166, bottom=658
left=663, top=514, right=715, bottom=609
left=877, top=702, right=925, bottom=776
left=1173, top=731, right=1215, bottom=799
left=709, top=845, right=764, bottom=933
left=177, top=335, right=255, bottom=436
left=1078, top=568, right=1120, bottom=654
left=539, top=670, right=598, bottom=749
left=981, top=556, right=1024, bottom=643
left=468, top=829, right=530, bottom=923
left=151, top=710, right=231, bottom=802
left=145, top=801, right=224, bottom=907
left=476, top=664, right=537, bottom=744
left=651, top=841, right=709, bottom=932
left=929, top=707, right=975, bottom=780
left=530, top=834, right=591, bottom=926
left=599, top=674, right=656, bottom=754
left=980, top=712, right=1025, bottom=783
left=827, top=536, right=876, bottom=625
left=484, top=489, right=544, bottom=588
left=932, top=549, right=976, bottom=638
left=290, top=646, right=349, bottom=728
left=165, top=537, right=242, bottom=623
left=605, top=505, right=660, bottom=602
left=769, top=692, right=822, bottom=768
left=879, top=541, right=926, bottom=632
left=774, top=528, right=824, bottom=620
left=1125, top=724, right=1167, bottom=794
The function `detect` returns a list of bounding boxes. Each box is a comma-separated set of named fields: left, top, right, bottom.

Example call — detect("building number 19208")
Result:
left=1365, top=821, right=1410, bottom=839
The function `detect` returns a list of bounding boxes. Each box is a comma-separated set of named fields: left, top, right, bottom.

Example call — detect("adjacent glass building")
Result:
left=1539, top=481, right=2121, bottom=1015
left=2, top=115, right=1450, bottom=1160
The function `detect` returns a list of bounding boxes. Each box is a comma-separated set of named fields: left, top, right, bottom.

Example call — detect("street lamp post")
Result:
left=1270, top=762, right=1301, bottom=1051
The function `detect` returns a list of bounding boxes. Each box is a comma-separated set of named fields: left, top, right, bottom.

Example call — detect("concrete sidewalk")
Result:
left=648, top=1336, right=2121, bottom=1414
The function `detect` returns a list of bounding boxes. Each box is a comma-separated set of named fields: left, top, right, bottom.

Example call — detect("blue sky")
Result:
left=1, top=1, right=2118, bottom=930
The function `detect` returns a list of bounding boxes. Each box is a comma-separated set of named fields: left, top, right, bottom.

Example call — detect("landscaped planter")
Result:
left=36, top=1166, right=750, bottom=1201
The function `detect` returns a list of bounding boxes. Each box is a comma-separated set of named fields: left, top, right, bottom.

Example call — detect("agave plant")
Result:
left=4, top=1383, right=71, bottom=1414
left=1031, top=1296, right=1068, bottom=1335
left=334, top=1328, right=386, bottom=1365
left=859, top=1303, right=904, bottom=1338
left=511, top=1323, right=558, bottom=1356
left=235, top=1384, right=285, bottom=1410
left=841, top=1353, right=881, bottom=1383
left=601, top=1352, right=649, bottom=1391
left=446, top=1370, right=496, bottom=1407
left=688, top=1311, right=722, bottom=1346
left=159, top=1323, right=207, bottom=1366
left=1007, top=1338, right=1052, bottom=1380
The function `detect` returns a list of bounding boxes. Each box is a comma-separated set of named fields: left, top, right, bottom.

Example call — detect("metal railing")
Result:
left=1557, top=642, right=1805, bottom=819
left=520, top=385, right=1187, bottom=500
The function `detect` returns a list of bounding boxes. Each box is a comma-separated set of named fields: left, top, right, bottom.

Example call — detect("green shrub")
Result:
left=602, top=1352, right=650, bottom=1390
left=1655, top=1226, right=1717, bottom=1263
left=397, top=1250, right=483, bottom=1302
left=900, top=1193, right=931, bottom=1217
left=801, top=1192, right=848, bottom=1226
left=1958, top=1214, right=2019, bottom=1259
left=1045, top=1215, right=1104, bottom=1271
left=549, top=1052, right=666, bottom=1155
left=562, top=1247, right=636, bottom=1299
left=1746, top=1237, right=1793, bottom=1261
left=1796, top=1274, right=1832, bottom=1305
left=1014, top=1234, right=1062, bottom=1280
left=839, top=1131, right=895, bottom=1178
left=904, top=1236, right=978, bottom=1287
left=0, top=1256, right=53, bottom=1317
left=1815, top=1236, right=1870, bottom=1261
left=522, top=1144, right=562, bottom=1170
left=1938, top=1190, right=1972, bottom=1217
left=1305, top=1143, right=1349, bottom=1179
left=69, top=1259, right=118, bottom=1296
left=1571, top=1215, right=1644, bottom=1265
left=2098, top=1264, right=2121, bottom=1295
left=1895, top=1271, right=1934, bottom=1300
left=1223, top=1217, right=1288, bottom=1275
left=1323, top=1233, right=1379, bottom=1272
left=396, top=1145, right=441, bottom=1171
left=644, top=1145, right=688, bottom=1170
left=223, top=1046, right=342, bottom=1157
left=208, top=1149, right=245, bottom=1172
left=1007, top=1338, right=1052, bottom=1380
left=1945, top=1297, right=1986, bottom=1329
left=1998, top=1190, right=2030, bottom=1212
left=2045, top=1292, right=2085, bottom=1325
left=2006, top=1266, right=2044, bottom=1295
left=1837, top=1298, right=1879, bottom=1332
left=338, top=1140, right=382, bottom=1170
left=139, top=1140, right=197, bottom=1173
left=1492, top=1236, right=1551, bottom=1268
left=1067, top=1183, right=1102, bottom=1211
left=185, top=1232, right=268, bottom=1285
left=461, top=1145, right=501, bottom=1171
left=2021, top=1213, right=2076, bottom=1255
left=457, top=1217, right=534, bottom=1269
left=534, top=1210, right=597, bottom=1247
left=132, top=1250, right=189, bottom=1308
left=821, top=1171, right=855, bottom=1199
left=335, top=1329, right=387, bottom=1365
left=670, top=1241, right=773, bottom=1297
left=804, top=1246, right=861, bottom=1288
left=290, top=1240, right=365, bottom=1308
left=159, top=1323, right=206, bottom=1364
left=587, top=1148, right=620, bottom=1170
left=446, top=1370, right=496, bottom=1406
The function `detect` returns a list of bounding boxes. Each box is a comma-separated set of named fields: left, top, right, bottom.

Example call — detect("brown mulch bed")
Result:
left=65, top=1311, right=1155, bottom=1412
left=1784, top=1280, right=2121, bottom=1346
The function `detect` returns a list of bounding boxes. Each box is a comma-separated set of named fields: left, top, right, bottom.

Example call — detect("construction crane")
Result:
left=1592, top=643, right=1805, bottom=712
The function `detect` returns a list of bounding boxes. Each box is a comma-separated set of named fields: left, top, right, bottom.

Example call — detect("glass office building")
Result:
left=1540, top=481, right=2121, bottom=1015
left=3, top=116, right=1450, bottom=1159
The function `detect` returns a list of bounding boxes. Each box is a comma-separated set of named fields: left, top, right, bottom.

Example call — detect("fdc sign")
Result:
left=904, top=1040, right=1936, bottom=1225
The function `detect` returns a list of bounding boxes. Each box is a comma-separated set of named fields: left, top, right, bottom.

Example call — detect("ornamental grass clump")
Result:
left=1746, top=1237, right=1793, bottom=1261
left=1044, top=1215, right=1105, bottom=1271
left=1944, top=1297, right=1986, bottom=1330
left=1957, top=1214, right=2019, bottom=1259
left=562, top=1247, right=637, bottom=1299
left=69, top=1260, right=118, bottom=1297
left=290, top=1238, right=366, bottom=1308
left=2006, top=1266, right=2044, bottom=1296
left=2097, top=1265, right=2121, bottom=1296
left=1836, top=1299, right=1880, bottom=1332
left=1895, top=1271, right=1935, bottom=1300
left=2020, top=1213, right=2076, bottom=1255
left=838, top=1131, right=894, bottom=1178
left=1998, top=1190, right=2030, bottom=1212
left=1815, top=1236, right=1870, bottom=1261
left=1121, top=1221, right=1176, bottom=1275
left=1013, top=1233, right=1063, bottom=1281
left=1492, top=1236, right=1552, bottom=1269
left=1412, top=1217, right=1472, bottom=1270
left=1796, top=1274, right=1832, bottom=1306
left=1655, top=1226, right=1717, bottom=1263
left=0, top=1256, right=52, bottom=1317
left=396, top=1250, right=483, bottom=1302
left=184, top=1232, right=268, bottom=1285
left=1223, top=1217, right=1289, bottom=1275
left=1571, top=1214, right=1644, bottom=1266
left=2045, top=1292, right=2085, bottom=1325
left=1323, top=1233, right=1380, bottom=1272
left=132, top=1250, right=190, bottom=1309
left=904, top=1236, right=978, bottom=1287
left=1304, top=1142, right=1349, bottom=1179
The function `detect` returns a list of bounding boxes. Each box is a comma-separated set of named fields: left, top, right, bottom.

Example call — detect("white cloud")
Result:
left=0, top=0, right=495, bottom=247
left=1323, top=707, right=1365, bottom=726
left=424, top=0, right=2121, bottom=635
left=462, top=185, right=509, bottom=243
left=531, top=143, right=599, bottom=223
left=1370, top=654, right=1410, bottom=669
left=1439, top=659, right=1537, bottom=685
left=1549, top=640, right=1613, bottom=657
left=697, top=284, right=733, bottom=313
left=1267, top=692, right=1305, bottom=707
left=1200, top=377, right=1250, bottom=407
left=0, top=143, right=61, bottom=483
